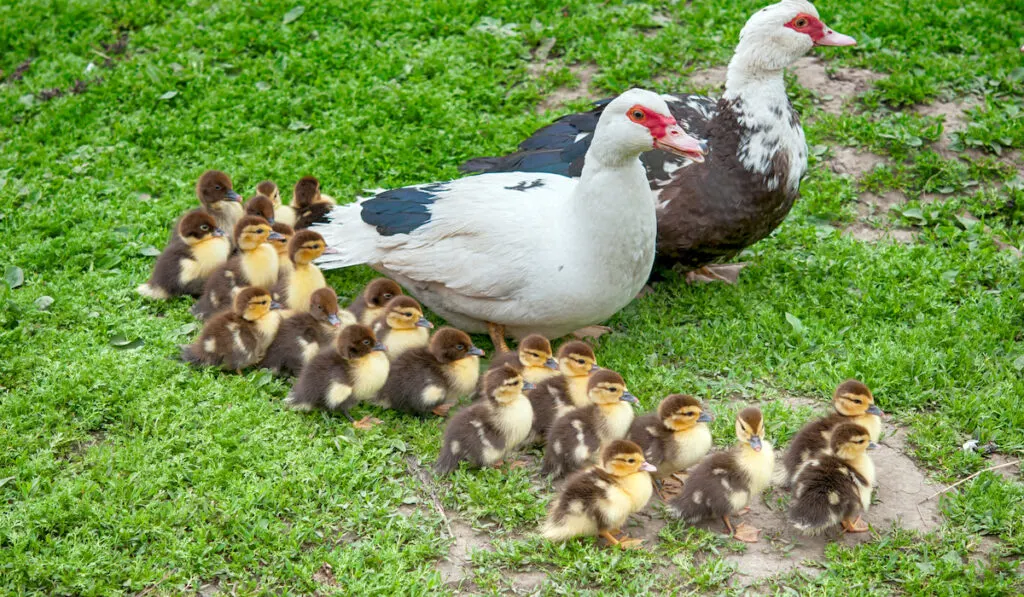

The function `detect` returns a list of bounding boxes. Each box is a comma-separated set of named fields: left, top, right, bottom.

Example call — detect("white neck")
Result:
left=724, top=45, right=790, bottom=104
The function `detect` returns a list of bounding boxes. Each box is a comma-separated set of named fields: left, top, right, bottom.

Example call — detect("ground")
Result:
left=1, top=0, right=1023, bottom=595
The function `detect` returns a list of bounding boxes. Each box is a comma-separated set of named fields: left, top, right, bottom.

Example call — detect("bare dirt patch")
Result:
left=437, top=519, right=492, bottom=586
left=914, top=98, right=982, bottom=158
left=685, top=65, right=728, bottom=91
left=789, top=57, right=884, bottom=115
left=844, top=223, right=918, bottom=244
left=830, top=146, right=888, bottom=179
left=534, top=64, right=599, bottom=113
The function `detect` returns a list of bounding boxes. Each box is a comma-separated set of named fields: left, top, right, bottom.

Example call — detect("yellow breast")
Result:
left=188, top=236, right=231, bottom=280
left=495, top=395, right=534, bottom=451
left=598, top=402, right=634, bottom=443
left=617, top=471, right=654, bottom=514
left=736, top=441, right=775, bottom=495
left=285, top=263, right=326, bottom=311
left=276, top=205, right=298, bottom=228
left=360, top=305, right=385, bottom=327
left=254, top=312, right=282, bottom=356
left=852, top=413, right=882, bottom=442
left=522, top=366, right=559, bottom=385
left=567, top=375, right=590, bottom=407
left=241, top=243, right=280, bottom=289
left=353, top=351, right=390, bottom=399
left=382, top=327, right=429, bottom=360
left=665, top=424, right=713, bottom=474
left=446, top=356, right=481, bottom=397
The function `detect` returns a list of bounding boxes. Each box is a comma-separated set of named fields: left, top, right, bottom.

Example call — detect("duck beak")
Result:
left=415, top=317, right=434, bottom=329
left=522, top=381, right=536, bottom=391
left=654, top=125, right=707, bottom=163
left=327, top=313, right=342, bottom=327
left=468, top=346, right=485, bottom=357
left=270, top=301, right=283, bottom=310
left=213, top=228, right=226, bottom=237
left=697, top=412, right=713, bottom=423
left=322, top=246, right=340, bottom=255
left=816, top=27, right=857, bottom=47
left=749, top=436, right=763, bottom=452
left=640, top=461, right=657, bottom=473
left=589, top=363, right=599, bottom=372
left=866, top=404, right=883, bottom=416
left=868, top=441, right=879, bottom=450
left=267, top=217, right=275, bottom=224
left=226, top=190, right=241, bottom=201
left=620, top=391, right=639, bottom=405
left=373, top=342, right=387, bottom=352
left=268, top=231, right=285, bottom=241
left=544, top=357, right=559, bottom=370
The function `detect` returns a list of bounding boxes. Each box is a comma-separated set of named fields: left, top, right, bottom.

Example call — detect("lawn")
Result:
left=1, top=0, right=1023, bottom=594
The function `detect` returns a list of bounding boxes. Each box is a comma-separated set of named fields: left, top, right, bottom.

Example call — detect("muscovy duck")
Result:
left=312, top=89, right=705, bottom=350
left=460, top=0, right=855, bottom=283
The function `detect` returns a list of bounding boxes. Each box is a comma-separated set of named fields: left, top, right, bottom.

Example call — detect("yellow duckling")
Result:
left=191, top=216, right=283, bottom=319
left=179, top=286, right=283, bottom=373
left=137, top=210, right=230, bottom=299
left=525, top=341, right=598, bottom=441
left=371, top=295, right=434, bottom=360
left=280, top=230, right=333, bottom=312
left=194, top=170, right=243, bottom=239
left=484, top=334, right=559, bottom=386
left=346, top=277, right=403, bottom=326
left=627, top=394, right=713, bottom=488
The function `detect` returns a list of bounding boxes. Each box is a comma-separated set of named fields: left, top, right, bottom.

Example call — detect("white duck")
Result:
left=313, top=89, right=705, bottom=350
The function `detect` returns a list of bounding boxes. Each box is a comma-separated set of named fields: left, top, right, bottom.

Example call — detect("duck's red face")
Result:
left=626, top=104, right=707, bottom=163
left=784, top=13, right=856, bottom=47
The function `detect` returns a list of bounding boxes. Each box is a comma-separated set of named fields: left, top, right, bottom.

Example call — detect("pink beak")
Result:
left=816, top=27, right=857, bottom=47
left=640, top=461, right=657, bottom=473
left=655, top=125, right=707, bottom=163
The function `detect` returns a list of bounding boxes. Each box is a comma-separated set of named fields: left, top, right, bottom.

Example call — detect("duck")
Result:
left=291, top=175, right=338, bottom=230
left=459, top=0, right=855, bottom=284
left=269, top=222, right=296, bottom=282
left=374, top=327, right=484, bottom=417
left=346, top=278, right=404, bottom=326
left=542, top=439, right=656, bottom=549
left=193, top=170, right=244, bottom=240
left=311, top=89, right=706, bottom=350
left=266, top=179, right=299, bottom=229
left=483, top=334, right=559, bottom=386
left=668, top=407, right=774, bottom=542
left=256, top=180, right=282, bottom=210
left=278, top=230, right=333, bottom=312
left=541, top=369, right=639, bottom=479
left=627, top=394, right=713, bottom=488
left=434, top=364, right=535, bottom=475
left=191, top=216, right=283, bottom=319
left=244, top=193, right=275, bottom=224
left=789, top=422, right=876, bottom=534
left=525, top=340, right=598, bottom=441
left=285, top=324, right=389, bottom=421
left=370, top=295, right=434, bottom=360
left=260, top=287, right=353, bottom=376
left=179, top=286, right=283, bottom=374
left=137, top=210, right=230, bottom=299
left=780, top=379, right=883, bottom=488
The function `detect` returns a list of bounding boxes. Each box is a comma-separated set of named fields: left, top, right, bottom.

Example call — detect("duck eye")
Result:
left=383, top=293, right=393, bottom=299
left=200, top=224, right=209, bottom=231
left=362, top=339, right=371, bottom=345
left=456, top=344, right=465, bottom=351
left=215, top=185, right=223, bottom=191
left=629, top=109, right=645, bottom=122
left=794, top=17, right=808, bottom=27
left=576, top=358, right=585, bottom=365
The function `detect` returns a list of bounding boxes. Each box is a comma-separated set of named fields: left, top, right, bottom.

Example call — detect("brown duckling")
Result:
left=260, top=287, right=354, bottom=376
left=371, top=296, right=433, bottom=360
left=191, top=216, right=283, bottom=319
left=194, top=170, right=243, bottom=239
left=781, top=380, right=883, bottom=488
left=279, top=230, right=334, bottom=312
left=434, top=365, right=535, bottom=475
left=256, top=180, right=282, bottom=209
left=137, top=211, right=230, bottom=299
left=542, top=439, right=656, bottom=549
left=628, top=394, right=713, bottom=485
left=285, top=324, right=390, bottom=421
left=541, top=369, right=639, bottom=479
left=789, top=422, right=876, bottom=534
left=375, top=327, right=484, bottom=416
left=668, top=407, right=774, bottom=542
left=292, top=175, right=337, bottom=230
left=347, top=278, right=403, bottom=326
left=485, top=334, right=559, bottom=385
left=269, top=222, right=296, bottom=282
left=244, top=193, right=275, bottom=224
left=180, top=286, right=283, bottom=373
left=525, top=341, right=598, bottom=441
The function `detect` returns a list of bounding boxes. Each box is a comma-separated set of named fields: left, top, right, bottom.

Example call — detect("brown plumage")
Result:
left=370, top=296, right=433, bottom=360
left=284, top=324, right=390, bottom=420
left=347, top=278, right=403, bottom=326
left=434, top=365, right=534, bottom=475
left=269, top=222, right=295, bottom=283
left=278, top=230, right=330, bottom=312
left=524, top=341, right=598, bottom=441
left=244, top=194, right=275, bottom=224
left=481, top=334, right=558, bottom=390
left=137, top=211, right=230, bottom=299
left=260, top=287, right=352, bottom=376
left=191, top=216, right=283, bottom=319
left=375, top=327, right=484, bottom=416
left=291, top=176, right=336, bottom=229
left=789, top=423, right=876, bottom=535
left=179, top=287, right=283, bottom=372
left=627, top=394, right=713, bottom=480
left=194, top=170, right=243, bottom=238
left=781, top=380, right=883, bottom=488
left=540, top=369, right=638, bottom=479
left=256, top=180, right=281, bottom=208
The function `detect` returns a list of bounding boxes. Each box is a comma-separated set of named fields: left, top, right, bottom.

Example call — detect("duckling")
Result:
left=628, top=394, right=713, bottom=486
left=137, top=211, right=230, bottom=299
left=789, top=422, right=876, bottom=535
left=668, top=407, right=774, bottom=542
left=244, top=193, right=275, bottom=224
left=180, top=286, right=283, bottom=373
left=191, top=216, right=283, bottom=319
left=347, top=278, right=404, bottom=325
left=375, top=327, right=484, bottom=416
left=291, top=175, right=337, bottom=230
left=434, top=365, right=535, bottom=475
left=525, top=340, right=599, bottom=442
left=371, top=296, right=433, bottom=360
left=541, top=369, right=639, bottom=479
left=256, top=180, right=282, bottom=209
left=260, top=287, right=354, bottom=376
left=485, top=334, right=559, bottom=385
left=269, top=222, right=296, bottom=282
left=279, top=230, right=333, bottom=312
left=542, top=439, right=656, bottom=549
left=781, top=380, right=883, bottom=488
left=285, top=324, right=389, bottom=421
left=194, top=170, right=243, bottom=239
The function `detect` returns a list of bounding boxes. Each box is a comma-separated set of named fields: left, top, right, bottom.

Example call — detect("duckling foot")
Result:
left=616, top=537, right=644, bottom=550
left=431, top=403, right=454, bottom=417
left=737, top=506, right=751, bottom=516
left=671, top=471, right=689, bottom=483
left=841, top=516, right=869, bottom=533
left=352, top=416, right=383, bottom=430
left=571, top=325, right=613, bottom=340
left=732, top=522, right=761, bottom=543
left=685, top=263, right=748, bottom=285
left=487, top=322, right=510, bottom=353
left=656, top=477, right=684, bottom=500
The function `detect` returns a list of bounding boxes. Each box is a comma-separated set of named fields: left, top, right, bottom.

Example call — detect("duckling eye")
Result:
left=456, top=344, right=465, bottom=351
left=200, top=224, right=209, bottom=231
left=362, top=339, right=371, bottom=346
left=383, top=293, right=394, bottom=300
left=575, top=358, right=585, bottom=365
left=215, top=185, right=223, bottom=191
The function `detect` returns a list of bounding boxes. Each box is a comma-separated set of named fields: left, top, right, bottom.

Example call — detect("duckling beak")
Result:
left=373, top=342, right=387, bottom=352
left=322, top=246, right=340, bottom=255
left=268, top=231, right=286, bottom=241
left=640, top=461, right=657, bottom=473
left=544, top=357, right=559, bottom=370
left=468, top=346, right=485, bottom=357
left=415, top=317, right=434, bottom=329
left=522, top=381, right=536, bottom=391
left=589, top=363, right=599, bottom=372
left=620, top=391, right=639, bottom=405
left=327, top=313, right=342, bottom=327
left=866, top=404, right=883, bottom=416
left=654, top=125, right=707, bottom=163
left=267, top=217, right=275, bottom=224
left=213, top=228, right=226, bottom=237
left=270, top=301, right=283, bottom=310
left=697, top=412, right=713, bottom=423
left=868, top=441, right=879, bottom=450
left=749, top=436, right=763, bottom=452
left=226, top=190, right=241, bottom=201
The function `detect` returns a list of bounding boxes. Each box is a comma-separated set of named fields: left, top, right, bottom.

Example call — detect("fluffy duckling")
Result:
left=292, top=175, right=337, bottom=230
left=285, top=324, right=389, bottom=420
left=434, top=365, right=535, bottom=475
left=256, top=180, right=281, bottom=209
left=485, top=334, right=559, bottom=385
left=279, top=230, right=333, bottom=312
left=542, top=439, right=656, bottom=549
left=192, top=216, right=283, bottom=319
left=244, top=194, right=275, bottom=224
left=180, top=286, right=283, bottom=373
left=375, top=327, right=484, bottom=416
left=789, top=422, right=876, bottom=534
left=781, top=380, right=883, bottom=488
left=195, top=170, right=243, bottom=239
left=525, top=341, right=598, bottom=438
left=269, top=222, right=296, bottom=282
left=260, top=287, right=354, bottom=376
left=371, top=296, right=433, bottom=360
left=541, top=369, right=639, bottom=479
left=628, top=394, right=713, bottom=485
left=347, top=278, right=404, bottom=325
left=137, top=211, right=230, bottom=299
left=668, top=407, right=774, bottom=542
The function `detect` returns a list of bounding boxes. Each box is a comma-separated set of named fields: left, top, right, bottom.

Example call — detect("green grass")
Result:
left=2, top=0, right=1023, bottom=594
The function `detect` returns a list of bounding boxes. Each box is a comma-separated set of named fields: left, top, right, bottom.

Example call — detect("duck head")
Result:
left=556, top=340, right=598, bottom=378
left=256, top=180, right=281, bottom=208
left=735, top=406, right=766, bottom=452
left=245, top=194, right=275, bottom=224
left=594, top=89, right=707, bottom=164
left=731, top=1, right=855, bottom=76
left=196, top=170, right=241, bottom=208
left=269, top=223, right=295, bottom=258
left=586, top=369, right=638, bottom=406
left=659, top=394, right=713, bottom=431
left=362, top=278, right=403, bottom=310
left=178, top=211, right=224, bottom=245
left=382, top=296, right=432, bottom=331
left=833, top=379, right=883, bottom=417
left=336, top=323, right=386, bottom=359
left=289, top=229, right=330, bottom=265
left=483, top=364, right=528, bottom=406
left=830, top=422, right=874, bottom=461
left=428, top=327, right=484, bottom=363
left=517, top=334, right=557, bottom=370
left=236, top=286, right=280, bottom=321
left=602, top=440, right=657, bottom=476
left=293, top=175, right=323, bottom=209
left=234, top=216, right=281, bottom=251
left=309, top=287, right=350, bottom=328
